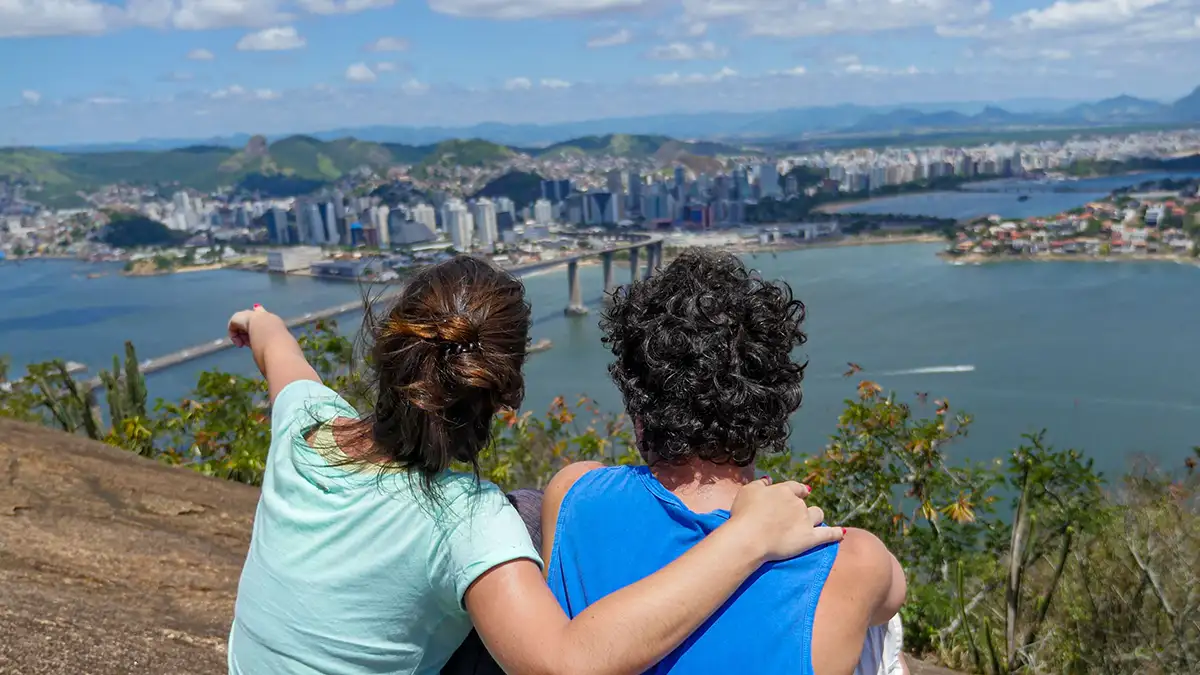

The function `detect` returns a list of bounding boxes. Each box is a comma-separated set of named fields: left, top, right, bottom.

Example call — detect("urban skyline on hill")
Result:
left=3, top=0, right=1199, bottom=145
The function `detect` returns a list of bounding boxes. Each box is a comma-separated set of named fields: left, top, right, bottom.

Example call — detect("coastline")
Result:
left=813, top=194, right=961, bottom=215
left=938, top=251, right=1200, bottom=267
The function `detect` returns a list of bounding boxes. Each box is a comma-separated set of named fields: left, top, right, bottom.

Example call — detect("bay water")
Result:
left=3, top=243, right=1197, bottom=477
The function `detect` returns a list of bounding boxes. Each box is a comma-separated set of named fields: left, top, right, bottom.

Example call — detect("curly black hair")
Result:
left=600, top=248, right=807, bottom=467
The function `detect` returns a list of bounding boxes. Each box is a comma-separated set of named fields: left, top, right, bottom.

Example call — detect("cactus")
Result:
left=27, top=360, right=102, bottom=439
left=100, top=341, right=147, bottom=432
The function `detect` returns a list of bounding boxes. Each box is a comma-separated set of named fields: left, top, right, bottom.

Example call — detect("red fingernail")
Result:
left=842, top=528, right=847, bottom=536
left=801, top=484, right=810, bottom=491
left=253, top=303, right=262, bottom=309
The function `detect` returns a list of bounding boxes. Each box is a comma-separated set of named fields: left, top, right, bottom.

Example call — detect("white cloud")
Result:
left=21, top=90, right=42, bottom=105
left=1014, top=0, right=1166, bottom=31
left=646, top=41, right=728, bottom=61
left=504, top=77, right=533, bottom=90
left=429, top=0, right=652, bottom=20
left=366, top=36, right=409, bottom=51
left=168, top=0, right=293, bottom=31
left=935, top=24, right=986, bottom=37
left=769, top=65, right=807, bottom=76
left=685, top=21, right=707, bottom=36
left=346, top=62, right=377, bottom=82
left=401, top=78, right=429, bottom=94
left=186, top=47, right=215, bottom=60
left=210, top=84, right=246, bottom=99
left=236, top=25, right=305, bottom=51
left=651, top=66, right=737, bottom=86
left=587, top=27, right=633, bottom=48
left=0, top=0, right=112, bottom=38
left=161, top=70, right=194, bottom=82
left=296, top=0, right=394, bottom=14
left=540, top=78, right=572, bottom=89
left=681, top=0, right=989, bottom=37
left=255, top=88, right=282, bottom=100
left=1040, top=48, right=1073, bottom=60
left=87, top=96, right=127, bottom=105
left=375, top=61, right=398, bottom=72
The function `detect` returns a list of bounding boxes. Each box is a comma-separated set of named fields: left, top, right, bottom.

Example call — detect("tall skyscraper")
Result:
left=758, top=162, right=781, bottom=198
left=533, top=199, right=554, bottom=225
left=269, top=207, right=290, bottom=245
left=445, top=199, right=474, bottom=251
left=540, top=179, right=572, bottom=203
left=412, top=203, right=438, bottom=234
left=472, top=198, right=498, bottom=251
left=371, top=205, right=391, bottom=248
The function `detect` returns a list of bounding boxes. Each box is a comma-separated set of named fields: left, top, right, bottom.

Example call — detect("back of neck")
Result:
left=649, top=457, right=754, bottom=514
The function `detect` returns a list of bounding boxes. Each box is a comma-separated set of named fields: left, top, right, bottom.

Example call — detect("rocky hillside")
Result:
left=0, top=418, right=257, bottom=673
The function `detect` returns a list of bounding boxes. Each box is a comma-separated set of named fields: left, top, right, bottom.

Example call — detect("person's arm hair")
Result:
left=469, top=462, right=842, bottom=675
left=232, top=307, right=320, bottom=403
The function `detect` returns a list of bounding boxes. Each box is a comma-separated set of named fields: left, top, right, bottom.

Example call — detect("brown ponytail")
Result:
left=350, top=255, right=530, bottom=497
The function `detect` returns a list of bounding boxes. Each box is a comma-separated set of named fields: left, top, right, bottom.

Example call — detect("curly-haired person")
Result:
left=541, top=248, right=908, bottom=675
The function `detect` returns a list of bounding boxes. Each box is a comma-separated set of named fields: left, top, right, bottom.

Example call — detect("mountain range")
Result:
left=37, top=88, right=1200, bottom=153
left=0, top=134, right=744, bottom=207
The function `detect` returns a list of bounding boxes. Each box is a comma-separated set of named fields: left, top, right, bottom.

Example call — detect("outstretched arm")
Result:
left=467, top=476, right=844, bottom=675
left=228, top=306, right=320, bottom=403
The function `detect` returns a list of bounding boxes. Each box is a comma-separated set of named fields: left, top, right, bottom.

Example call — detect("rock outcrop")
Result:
left=0, top=418, right=257, bottom=674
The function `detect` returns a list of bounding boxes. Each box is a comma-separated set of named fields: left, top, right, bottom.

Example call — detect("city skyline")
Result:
left=3, top=0, right=1200, bottom=145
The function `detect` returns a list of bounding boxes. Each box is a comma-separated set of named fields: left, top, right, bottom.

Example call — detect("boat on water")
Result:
left=1017, top=195, right=1030, bottom=202
left=528, top=338, right=553, bottom=355
left=87, top=272, right=107, bottom=279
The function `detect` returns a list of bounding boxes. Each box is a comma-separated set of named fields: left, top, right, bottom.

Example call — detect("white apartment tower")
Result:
left=412, top=203, right=438, bottom=233
left=445, top=199, right=474, bottom=251
left=472, top=198, right=499, bottom=251
left=371, top=205, right=391, bottom=247
left=533, top=198, right=554, bottom=225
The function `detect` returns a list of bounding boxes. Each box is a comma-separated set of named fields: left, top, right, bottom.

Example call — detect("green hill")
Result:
left=535, top=133, right=745, bottom=160
left=472, top=170, right=543, bottom=209
left=417, top=139, right=515, bottom=169
left=0, top=136, right=428, bottom=205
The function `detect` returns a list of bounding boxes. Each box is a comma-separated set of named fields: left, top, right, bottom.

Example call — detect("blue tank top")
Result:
left=546, top=466, right=839, bottom=675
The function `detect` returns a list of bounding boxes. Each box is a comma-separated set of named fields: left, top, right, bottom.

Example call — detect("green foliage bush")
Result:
left=1, top=329, right=1195, bottom=674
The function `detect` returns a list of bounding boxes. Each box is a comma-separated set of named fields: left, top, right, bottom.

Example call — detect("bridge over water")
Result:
left=80, top=234, right=664, bottom=388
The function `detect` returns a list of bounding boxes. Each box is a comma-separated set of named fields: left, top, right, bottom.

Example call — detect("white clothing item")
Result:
left=856, top=614, right=906, bottom=675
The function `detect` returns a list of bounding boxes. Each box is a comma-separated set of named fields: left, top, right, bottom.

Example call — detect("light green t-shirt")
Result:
left=228, top=379, right=541, bottom=675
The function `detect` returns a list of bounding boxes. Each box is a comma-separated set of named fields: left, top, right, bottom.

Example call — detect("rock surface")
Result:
left=0, top=418, right=964, bottom=675
left=0, top=418, right=256, bottom=674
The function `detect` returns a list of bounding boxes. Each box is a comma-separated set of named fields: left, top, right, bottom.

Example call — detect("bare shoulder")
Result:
left=829, top=527, right=907, bottom=626
left=833, top=528, right=895, bottom=577
left=545, top=461, right=607, bottom=502
left=539, top=461, right=606, bottom=574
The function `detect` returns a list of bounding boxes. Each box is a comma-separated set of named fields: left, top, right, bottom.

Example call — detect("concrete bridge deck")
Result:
left=77, top=234, right=664, bottom=388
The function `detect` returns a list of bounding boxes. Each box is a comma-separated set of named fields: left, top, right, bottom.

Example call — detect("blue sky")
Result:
left=2, top=0, right=1199, bottom=145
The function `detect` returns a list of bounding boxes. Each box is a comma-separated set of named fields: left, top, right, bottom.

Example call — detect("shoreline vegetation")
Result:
left=0, top=323, right=1195, bottom=675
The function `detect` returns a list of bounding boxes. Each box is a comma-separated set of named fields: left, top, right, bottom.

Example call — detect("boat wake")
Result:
left=877, top=365, right=976, bottom=376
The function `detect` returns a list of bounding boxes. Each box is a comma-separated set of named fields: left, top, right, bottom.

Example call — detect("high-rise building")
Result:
left=540, top=179, right=572, bottom=203
left=269, top=207, right=290, bottom=245
left=533, top=199, right=554, bottom=225
left=323, top=202, right=341, bottom=245
left=412, top=203, right=438, bottom=234
left=370, top=205, right=390, bottom=248
left=673, top=166, right=686, bottom=192
left=758, top=162, right=781, bottom=198
left=472, top=198, right=498, bottom=251
left=582, top=192, right=617, bottom=225
left=445, top=199, right=474, bottom=251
